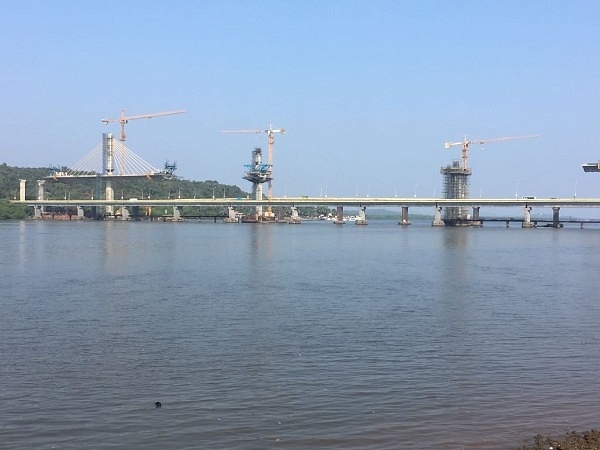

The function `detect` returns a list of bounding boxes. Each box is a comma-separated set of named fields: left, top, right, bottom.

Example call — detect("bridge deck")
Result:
left=15, top=197, right=600, bottom=208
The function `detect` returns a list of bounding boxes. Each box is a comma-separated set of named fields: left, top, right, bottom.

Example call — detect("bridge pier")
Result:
left=333, top=206, right=345, bottom=224
left=77, top=206, right=85, bottom=219
left=355, top=206, right=367, bottom=225
left=522, top=206, right=534, bottom=228
left=105, top=179, right=114, bottom=216
left=224, top=206, right=239, bottom=223
left=103, top=134, right=116, bottom=216
left=122, top=206, right=131, bottom=220
left=553, top=206, right=561, bottom=228
left=288, top=206, right=301, bottom=224
left=432, top=206, right=444, bottom=227
left=471, top=206, right=482, bottom=226
left=37, top=180, right=45, bottom=214
left=398, top=206, right=411, bottom=225
left=173, top=205, right=182, bottom=222
left=19, top=179, right=26, bottom=202
left=34, top=205, right=43, bottom=219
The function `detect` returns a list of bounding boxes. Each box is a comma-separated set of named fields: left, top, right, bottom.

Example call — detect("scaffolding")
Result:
left=440, top=160, right=471, bottom=224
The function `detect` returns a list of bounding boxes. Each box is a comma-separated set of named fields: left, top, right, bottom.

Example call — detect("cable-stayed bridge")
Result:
left=43, top=133, right=176, bottom=215
left=47, top=133, right=175, bottom=180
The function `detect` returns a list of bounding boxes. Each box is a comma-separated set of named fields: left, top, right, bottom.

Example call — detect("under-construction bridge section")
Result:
left=47, top=133, right=175, bottom=181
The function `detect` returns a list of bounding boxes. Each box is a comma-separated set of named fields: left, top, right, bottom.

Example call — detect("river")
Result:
left=1, top=219, right=599, bottom=449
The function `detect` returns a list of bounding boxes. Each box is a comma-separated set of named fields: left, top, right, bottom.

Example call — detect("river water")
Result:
left=1, top=219, right=600, bottom=449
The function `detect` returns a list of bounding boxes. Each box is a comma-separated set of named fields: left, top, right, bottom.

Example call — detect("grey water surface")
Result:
left=1, top=219, right=599, bottom=449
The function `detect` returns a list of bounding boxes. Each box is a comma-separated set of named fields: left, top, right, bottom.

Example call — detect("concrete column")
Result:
left=173, top=206, right=181, bottom=222
left=105, top=179, right=114, bottom=216
left=19, top=179, right=26, bottom=201
left=37, top=180, right=45, bottom=200
left=37, top=180, right=45, bottom=214
left=552, top=207, right=560, bottom=228
left=334, top=206, right=345, bottom=224
left=288, top=206, right=301, bottom=224
left=34, top=205, right=43, bottom=219
left=399, top=206, right=411, bottom=225
left=77, top=206, right=85, bottom=219
left=255, top=184, right=263, bottom=220
left=432, top=206, right=444, bottom=227
left=223, top=206, right=237, bottom=223
left=356, top=206, right=367, bottom=225
left=223, top=206, right=238, bottom=223
left=228, top=206, right=236, bottom=220
left=120, top=207, right=130, bottom=221
left=522, top=206, right=534, bottom=228
left=103, top=134, right=115, bottom=216
left=467, top=206, right=482, bottom=226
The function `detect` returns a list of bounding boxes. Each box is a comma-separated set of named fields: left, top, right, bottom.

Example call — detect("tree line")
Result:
left=0, top=163, right=251, bottom=219
left=0, top=163, right=332, bottom=219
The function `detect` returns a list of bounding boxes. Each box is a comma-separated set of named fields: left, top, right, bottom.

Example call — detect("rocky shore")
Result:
left=518, top=429, right=600, bottom=450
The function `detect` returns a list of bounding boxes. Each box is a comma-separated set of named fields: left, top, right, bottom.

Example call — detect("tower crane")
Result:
left=222, top=124, right=286, bottom=201
left=102, top=108, right=186, bottom=144
left=444, top=134, right=539, bottom=170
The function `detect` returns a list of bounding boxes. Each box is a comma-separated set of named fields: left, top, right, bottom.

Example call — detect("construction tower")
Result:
left=441, top=134, right=538, bottom=225
left=243, top=148, right=272, bottom=221
left=440, top=160, right=472, bottom=225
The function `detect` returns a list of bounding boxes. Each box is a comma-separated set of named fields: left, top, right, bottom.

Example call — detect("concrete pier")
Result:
left=19, top=179, right=26, bottom=202
left=333, top=206, right=345, bottom=224
left=223, top=206, right=239, bottom=223
left=471, top=206, right=482, bottom=226
left=288, top=206, right=301, bottom=224
left=432, top=206, right=444, bottom=227
left=398, top=206, right=411, bottom=225
left=103, top=134, right=115, bottom=216
left=172, top=206, right=182, bottom=221
left=522, top=206, right=534, bottom=228
left=355, top=206, right=367, bottom=225
left=553, top=206, right=561, bottom=228
left=37, top=180, right=45, bottom=201
left=35, top=180, right=46, bottom=217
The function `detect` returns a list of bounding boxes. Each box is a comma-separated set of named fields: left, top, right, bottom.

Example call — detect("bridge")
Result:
left=11, top=118, right=600, bottom=227
left=15, top=194, right=600, bottom=227
left=20, top=196, right=600, bottom=208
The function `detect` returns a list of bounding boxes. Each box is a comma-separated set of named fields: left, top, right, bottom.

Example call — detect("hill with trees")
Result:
left=0, top=163, right=252, bottom=219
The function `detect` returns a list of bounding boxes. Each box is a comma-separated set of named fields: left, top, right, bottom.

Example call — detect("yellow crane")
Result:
left=222, top=124, right=286, bottom=202
left=444, top=134, right=539, bottom=170
left=102, top=108, right=186, bottom=144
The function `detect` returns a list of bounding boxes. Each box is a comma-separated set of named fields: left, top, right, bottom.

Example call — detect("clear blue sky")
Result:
left=2, top=0, right=599, bottom=200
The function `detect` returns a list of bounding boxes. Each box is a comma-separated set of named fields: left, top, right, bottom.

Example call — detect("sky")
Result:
left=2, top=0, right=600, bottom=201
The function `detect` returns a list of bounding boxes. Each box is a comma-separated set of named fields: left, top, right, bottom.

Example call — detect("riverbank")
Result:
left=519, top=429, right=600, bottom=449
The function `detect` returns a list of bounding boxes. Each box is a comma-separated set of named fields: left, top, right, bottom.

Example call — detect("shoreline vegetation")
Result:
left=0, top=163, right=251, bottom=220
